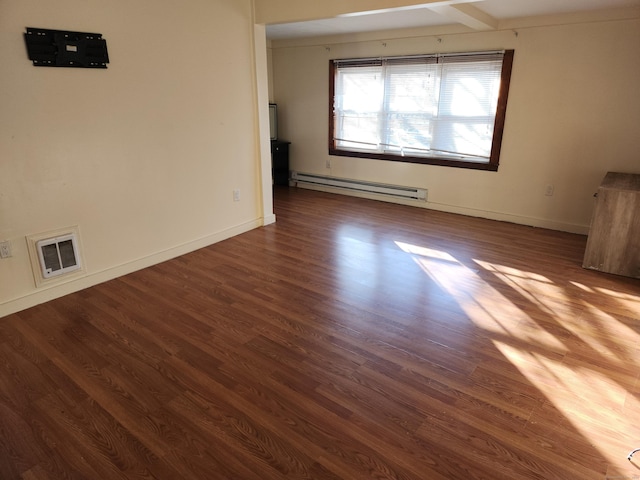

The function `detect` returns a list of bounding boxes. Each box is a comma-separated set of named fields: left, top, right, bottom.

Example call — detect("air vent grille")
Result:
left=36, top=234, right=81, bottom=278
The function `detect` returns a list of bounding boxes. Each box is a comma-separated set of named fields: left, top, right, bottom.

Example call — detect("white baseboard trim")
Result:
left=425, top=201, right=589, bottom=235
left=263, top=213, right=277, bottom=225
left=295, top=183, right=589, bottom=235
left=0, top=218, right=262, bottom=318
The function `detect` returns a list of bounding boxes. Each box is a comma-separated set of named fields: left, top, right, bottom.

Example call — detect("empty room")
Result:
left=1, top=0, right=639, bottom=478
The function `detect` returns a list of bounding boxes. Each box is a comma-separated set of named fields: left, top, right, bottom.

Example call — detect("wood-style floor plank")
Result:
left=1, top=186, right=640, bottom=479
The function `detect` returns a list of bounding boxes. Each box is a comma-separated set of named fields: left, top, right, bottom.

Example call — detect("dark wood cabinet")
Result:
left=582, top=171, right=640, bottom=278
left=271, top=140, right=290, bottom=186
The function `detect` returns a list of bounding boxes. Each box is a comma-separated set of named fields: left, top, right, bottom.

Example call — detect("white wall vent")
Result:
left=27, top=226, right=85, bottom=288
left=36, top=233, right=81, bottom=278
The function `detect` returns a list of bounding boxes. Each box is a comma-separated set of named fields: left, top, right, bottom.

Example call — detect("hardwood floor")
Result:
left=1, top=186, right=639, bottom=479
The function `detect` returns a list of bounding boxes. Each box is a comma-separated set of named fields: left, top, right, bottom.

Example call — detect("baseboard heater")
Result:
left=291, top=172, right=427, bottom=201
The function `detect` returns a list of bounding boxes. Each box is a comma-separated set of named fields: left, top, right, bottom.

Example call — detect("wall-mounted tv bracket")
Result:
left=24, top=27, right=109, bottom=68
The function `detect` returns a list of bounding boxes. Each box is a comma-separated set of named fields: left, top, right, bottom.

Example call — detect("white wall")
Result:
left=269, top=11, right=640, bottom=233
left=0, top=0, right=271, bottom=316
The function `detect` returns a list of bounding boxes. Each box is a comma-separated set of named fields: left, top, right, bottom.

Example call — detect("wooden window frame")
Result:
left=328, top=50, right=514, bottom=171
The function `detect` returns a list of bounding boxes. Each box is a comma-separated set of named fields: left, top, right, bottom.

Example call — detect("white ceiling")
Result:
left=266, top=0, right=640, bottom=39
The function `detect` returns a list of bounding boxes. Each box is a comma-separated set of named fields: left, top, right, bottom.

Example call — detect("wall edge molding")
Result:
left=0, top=218, right=263, bottom=318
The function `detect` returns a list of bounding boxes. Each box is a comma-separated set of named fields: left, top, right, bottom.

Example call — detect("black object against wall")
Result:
left=271, top=140, right=290, bottom=186
left=24, top=27, right=109, bottom=68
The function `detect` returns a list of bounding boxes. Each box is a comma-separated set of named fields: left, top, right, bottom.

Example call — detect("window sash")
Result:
left=329, top=50, right=514, bottom=170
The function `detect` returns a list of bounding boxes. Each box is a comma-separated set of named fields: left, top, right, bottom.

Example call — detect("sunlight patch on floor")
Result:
left=395, top=240, right=640, bottom=469
left=474, top=259, right=559, bottom=317
left=394, top=241, right=458, bottom=262
left=405, top=245, right=566, bottom=352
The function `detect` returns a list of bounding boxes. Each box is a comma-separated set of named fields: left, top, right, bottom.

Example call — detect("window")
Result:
left=329, top=50, right=514, bottom=171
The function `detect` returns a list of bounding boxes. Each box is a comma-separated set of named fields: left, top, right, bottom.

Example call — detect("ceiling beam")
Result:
left=428, top=3, right=497, bottom=30
left=255, top=0, right=452, bottom=25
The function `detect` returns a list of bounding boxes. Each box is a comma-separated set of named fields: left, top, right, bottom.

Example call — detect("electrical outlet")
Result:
left=326, top=159, right=331, bottom=169
left=545, top=185, right=554, bottom=196
left=233, top=189, right=240, bottom=202
left=0, top=240, right=11, bottom=259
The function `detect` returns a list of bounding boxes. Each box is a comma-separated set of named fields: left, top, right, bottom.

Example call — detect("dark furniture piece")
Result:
left=271, top=140, right=290, bottom=186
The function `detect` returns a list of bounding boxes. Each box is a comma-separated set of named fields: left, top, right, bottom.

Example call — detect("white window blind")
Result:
left=333, top=51, right=506, bottom=163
